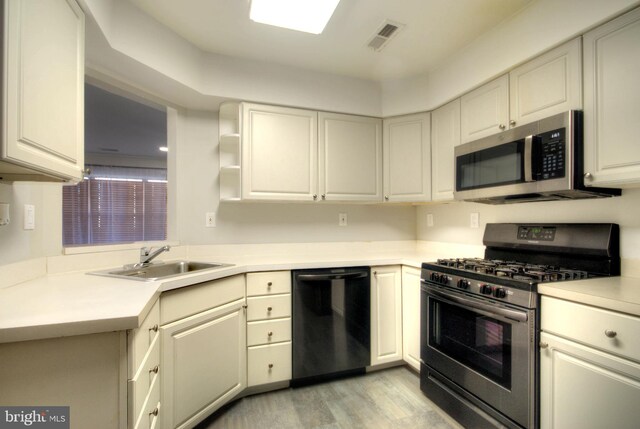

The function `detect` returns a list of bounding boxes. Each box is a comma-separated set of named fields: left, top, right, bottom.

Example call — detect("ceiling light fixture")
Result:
left=159, top=146, right=168, bottom=152
left=250, top=0, right=341, bottom=35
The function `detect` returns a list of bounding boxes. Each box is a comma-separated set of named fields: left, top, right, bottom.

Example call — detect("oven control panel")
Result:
left=423, top=269, right=535, bottom=309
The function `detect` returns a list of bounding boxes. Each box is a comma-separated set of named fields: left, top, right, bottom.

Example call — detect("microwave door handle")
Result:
left=524, top=135, right=534, bottom=182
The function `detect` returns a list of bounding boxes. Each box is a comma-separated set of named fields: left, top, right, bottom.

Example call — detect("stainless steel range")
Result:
left=420, top=223, right=620, bottom=429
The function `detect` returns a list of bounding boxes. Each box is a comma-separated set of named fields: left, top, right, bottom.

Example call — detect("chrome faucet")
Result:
left=137, top=245, right=171, bottom=267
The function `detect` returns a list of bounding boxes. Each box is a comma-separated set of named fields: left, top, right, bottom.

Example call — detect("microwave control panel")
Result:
left=537, top=128, right=565, bottom=180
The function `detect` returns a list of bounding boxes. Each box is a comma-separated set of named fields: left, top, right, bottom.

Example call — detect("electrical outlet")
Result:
left=470, top=212, right=480, bottom=229
left=24, top=204, right=35, bottom=230
left=427, top=213, right=434, bottom=227
left=339, top=213, right=348, bottom=227
left=205, top=212, right=216, bottom=227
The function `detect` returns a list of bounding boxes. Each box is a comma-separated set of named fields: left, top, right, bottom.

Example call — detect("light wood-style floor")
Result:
left=196, top=366, right=462, bottom=429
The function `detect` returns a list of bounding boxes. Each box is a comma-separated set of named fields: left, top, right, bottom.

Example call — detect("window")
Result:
left=63, top=83, right=168, bottom=246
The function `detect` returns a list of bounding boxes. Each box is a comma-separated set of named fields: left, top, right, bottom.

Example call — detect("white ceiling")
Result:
left=127, top=0, right=532, bottom=81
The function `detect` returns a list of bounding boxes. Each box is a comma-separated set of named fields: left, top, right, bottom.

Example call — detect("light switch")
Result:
left=339, top=213, right=348, bottom=226
left=205, top=212, right=216, bottom=227
left=24, top=204, right=35, bottom=230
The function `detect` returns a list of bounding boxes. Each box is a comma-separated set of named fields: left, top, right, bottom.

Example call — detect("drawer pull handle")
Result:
left=149, top=365, right=159, bottom=374
left=149, top=408, right=159, bottom=417
left=267, top=282, right=273, bottom=288
left=268, top=331, right=273, bottom=337
left=605, top=329, right=617, bottom=338
left=268, top=363, right=274, bottom=369
left=149, top=324, right=159, bottom=333
left=267, top=307, right=273, bottom=312
left=539, top=342, right=549, bottom=349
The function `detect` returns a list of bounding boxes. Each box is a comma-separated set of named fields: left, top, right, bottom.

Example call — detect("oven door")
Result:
left=421, top=283, right=535, bottom=428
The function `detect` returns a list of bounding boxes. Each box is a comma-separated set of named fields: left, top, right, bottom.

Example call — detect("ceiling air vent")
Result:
left=367, top=20, right=404, bottom=52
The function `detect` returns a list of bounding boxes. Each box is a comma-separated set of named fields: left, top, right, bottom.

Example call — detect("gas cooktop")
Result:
left=434, top=258, right=590, bottom=282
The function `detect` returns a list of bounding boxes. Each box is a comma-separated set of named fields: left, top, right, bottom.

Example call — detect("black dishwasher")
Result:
left=291, top=267, right=370, bottom=386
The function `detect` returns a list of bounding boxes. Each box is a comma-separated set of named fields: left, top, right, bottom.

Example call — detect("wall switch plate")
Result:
left=24, top=204, right=35, bottom=230
left=205, top=212, right=216, bottom=227
left=427, top=213, right=434, bottom=227
left=339, top=213, right=348, bottom=227
left=470, top=212, right=480, bottom=229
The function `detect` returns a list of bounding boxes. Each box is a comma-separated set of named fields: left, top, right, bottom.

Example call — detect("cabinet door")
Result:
left=383, top=113, right=431, bottom=202
left=461, top=75, right=509, bottom=143
left=242, top=103, right=318, bottom=201
left=161, top=299, right=246, bottom=429
left=318, top=112, right=382, bottom=202
left=509, top=38, right=582, bottom=127
left=583, top=7, right=640, bottom=187
left=431, top=99, right=461, bottom=201
left=371, top=266, right=402, bottom=366
left=540, top=332, right=640, bottom=429
left=401, top=266, right=421, bottom=371
left=2, top=0, right=84, bottom=181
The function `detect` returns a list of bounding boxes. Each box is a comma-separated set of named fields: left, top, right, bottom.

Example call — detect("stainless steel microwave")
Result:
left=453, top=111, right=620, bottom=204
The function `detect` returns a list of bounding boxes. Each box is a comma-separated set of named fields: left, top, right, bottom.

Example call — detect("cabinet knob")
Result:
left=267, top=306, right=273, bottom=312
left=584, top=172, right=593, bottom=180
left=149, top=365, right=159, bottom=374
left=149, top=324, right=159, bottom=333
left=384, top=195, right=389, bottom=201
left=499, top=124, right=506, bottom=130
left=509, top=120, right=516, bottom=127
left=604, top=329, right=617, bottom=338
left=268, top=363, right=274, bottom=369
left=268, top=331, right=273, bottom=337
left=313, top=194, right=318, bottom=200
left=149, top=408, right=159, bottom=417
left=267, top=282, right=273, bottom=288
left=539, top=342, right=549, bottom=349
left=82, top=168, right=92, bottom=175
left=321, top=194, right=326, bottom=200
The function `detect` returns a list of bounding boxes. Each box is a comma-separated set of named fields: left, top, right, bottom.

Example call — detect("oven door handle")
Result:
left=296, top=272, right=368, bottom=281
left=427, top=287, right=528, bottom=323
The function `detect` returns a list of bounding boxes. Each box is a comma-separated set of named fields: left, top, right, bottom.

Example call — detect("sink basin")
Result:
left=90, top=260, right=233, bottom=281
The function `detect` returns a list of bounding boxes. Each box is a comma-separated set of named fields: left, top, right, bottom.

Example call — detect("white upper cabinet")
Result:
left=241, top=103, right=318, bottom=201
left=461, top=75, right=509, bottom=143
left=583, top=7, right=640, bottom=188
left=509, top=38, right=582, bottom=128
left=1, top=0, right=84, bottom=182
left=383, top=113, right=431, bottom=202
left=318, top=112, right=382, bottom=202
left=431, top=99, right=461, bottom=201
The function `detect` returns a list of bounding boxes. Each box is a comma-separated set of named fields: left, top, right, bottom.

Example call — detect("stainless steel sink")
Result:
left=90, top=260, right=233, bottom=281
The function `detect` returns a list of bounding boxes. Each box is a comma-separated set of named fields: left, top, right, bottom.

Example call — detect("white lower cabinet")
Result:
left=401, top=266, right=421, bottom=371
left=160, top=277, right=246, bottom=429
left=540, top=296, right=640, bottom=429
left=371, top=265, right=403, bottom=366
left=246, top=271, right=292, bottom=387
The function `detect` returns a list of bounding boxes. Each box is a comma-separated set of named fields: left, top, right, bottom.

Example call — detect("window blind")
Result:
left=63, top=176, right=167, bottom=246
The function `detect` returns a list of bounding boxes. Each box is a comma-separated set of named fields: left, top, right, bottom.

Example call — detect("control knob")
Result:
left=439, top=274, right=449, bottom=285
left=493, top=288, right=507, bottom=299
left=480, top=284, right=493, bottom=295
left=457, top=279, right=470, bottom=289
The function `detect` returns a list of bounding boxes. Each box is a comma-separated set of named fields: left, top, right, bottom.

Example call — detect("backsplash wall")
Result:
left=416, top=189, right=640, bottom=260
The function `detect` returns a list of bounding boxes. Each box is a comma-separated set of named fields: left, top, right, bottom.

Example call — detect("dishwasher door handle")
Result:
left=296, top=272, right=368, bottom=281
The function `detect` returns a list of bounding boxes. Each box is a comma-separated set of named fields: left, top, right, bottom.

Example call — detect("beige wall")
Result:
left=416, top=189, right=640, bottom=260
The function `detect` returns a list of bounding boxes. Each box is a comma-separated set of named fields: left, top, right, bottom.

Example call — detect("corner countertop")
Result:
left=538, top=276, right=640, bottom=317
left=0, top=253, right=430, bottom=344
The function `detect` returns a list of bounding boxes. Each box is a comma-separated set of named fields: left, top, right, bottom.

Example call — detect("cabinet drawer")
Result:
left=128, top=299, right=160, bottom=378
left=247, top=318, right=291, bottom=346
left=247, top=294, right=291, bottom=321
left=133, top=368, right=160, bottom=429
left=248, top=342, right=292, bottom=387
left=541, top=296, right=640, bottom=362
left=161, top=275, right=245, bottom=325
left=247, top=271, right=291, bottom=296
left=128, top=334, right=160, bottom=426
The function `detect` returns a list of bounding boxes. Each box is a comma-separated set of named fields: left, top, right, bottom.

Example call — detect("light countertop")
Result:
left=538, top=276, right=640, bottom=317
left=0, top=253, right=428, bottom=344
